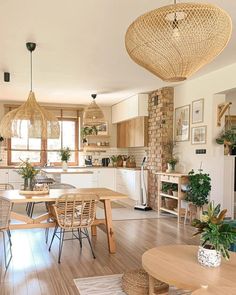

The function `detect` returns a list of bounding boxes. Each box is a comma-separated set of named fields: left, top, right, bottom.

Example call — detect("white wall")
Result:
left=174, top=62, right=236, bottom=207
left=226, top=90, right=236, bottom=115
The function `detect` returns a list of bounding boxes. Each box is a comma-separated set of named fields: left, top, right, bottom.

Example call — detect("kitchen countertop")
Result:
left=0, top=165, right=145, bottom=171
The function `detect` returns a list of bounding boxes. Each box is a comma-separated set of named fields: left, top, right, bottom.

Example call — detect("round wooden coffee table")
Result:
left=142, top=245, right=236, bottom=295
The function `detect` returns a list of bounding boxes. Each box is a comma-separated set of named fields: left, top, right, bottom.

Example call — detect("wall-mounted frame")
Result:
left=192, top=98, right=204, bottom=124
left=174, top=105, right=190, bottom=142
left=97, top=122, right=109, bottom=135
left=191, top=125, right=207, bottom=145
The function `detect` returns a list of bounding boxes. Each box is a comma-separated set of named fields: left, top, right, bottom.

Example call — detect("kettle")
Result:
left=102, top=158, right=110, bottom=167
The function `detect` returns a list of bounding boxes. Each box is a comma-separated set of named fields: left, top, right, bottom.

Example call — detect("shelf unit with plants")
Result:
left=156, top=172, right=188, bottom=222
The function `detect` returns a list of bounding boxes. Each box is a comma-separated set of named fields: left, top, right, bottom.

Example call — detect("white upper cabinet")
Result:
left=112, top=94, right=148, bottom=124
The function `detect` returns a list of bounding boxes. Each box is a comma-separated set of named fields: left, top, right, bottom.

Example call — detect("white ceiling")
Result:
left=0, top=0, right=235, bottom=106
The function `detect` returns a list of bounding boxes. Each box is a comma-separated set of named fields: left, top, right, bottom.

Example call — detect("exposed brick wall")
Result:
left=147, top=87, right=174, bottom=209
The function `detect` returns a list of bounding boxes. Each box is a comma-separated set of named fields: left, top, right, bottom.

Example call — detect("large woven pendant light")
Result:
left=0, top=42, right=60, bottom=139
left=83, top=94, right=105, bottom=126
left=125, top=2, right=232, bottom=82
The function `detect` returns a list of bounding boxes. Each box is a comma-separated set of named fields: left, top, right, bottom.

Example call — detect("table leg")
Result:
left=103, top=199, right=116, bottom=254
left=91, top=212, right=97, bottom=236
left=149, top=275, right=156, bottom=295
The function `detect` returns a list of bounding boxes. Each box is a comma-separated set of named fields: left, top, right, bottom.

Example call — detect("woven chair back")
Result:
left=0, top=183, right=14, bottom=190
left=54, top=194, right=99, bottom=229
left=0, top=197, right=11, bottom=230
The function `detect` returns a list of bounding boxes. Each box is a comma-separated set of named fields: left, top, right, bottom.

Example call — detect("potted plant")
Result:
left=59, top=147, right=71, bottom=171
left=110, top=155, right=118, bottom=167
left=117, top=155, right=124, bottom=167
left=161, top=183, right=178, bottom=210
left=81, top=126, right=98, bottom=144
left=17, top=159, right=39, bottom=191
left=167, top=157, right=178, bottom=172
left=126, top=155, right=136, bottom=168
left=185, top=169, right=211, bottom=213
left=216, top=129, right=236, bottom=155
left=192, top=202, right=236, bottom=267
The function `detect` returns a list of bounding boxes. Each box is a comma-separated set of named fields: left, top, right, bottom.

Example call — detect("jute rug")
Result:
left=74, top=274, right=191, bottom=295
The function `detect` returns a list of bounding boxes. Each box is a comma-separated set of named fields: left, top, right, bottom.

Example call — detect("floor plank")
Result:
left=0, top=218, right=197, bottom=295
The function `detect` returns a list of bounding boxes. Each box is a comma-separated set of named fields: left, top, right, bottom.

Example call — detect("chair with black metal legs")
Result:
left=48, top=193, right=99, bottom=263
left=0, top=197, right=13, bottom=270
left=45, top=183, right=76, bottom=244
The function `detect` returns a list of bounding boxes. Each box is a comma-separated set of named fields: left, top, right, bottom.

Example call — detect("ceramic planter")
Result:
left=62, top=161, right=68, bottom=171
left=197, top=246, right=221, bottom=267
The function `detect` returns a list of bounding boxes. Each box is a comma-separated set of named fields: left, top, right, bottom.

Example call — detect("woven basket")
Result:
left=122, top=269, right=169, bottom=295
left=165, top=198, right=177, bottom=210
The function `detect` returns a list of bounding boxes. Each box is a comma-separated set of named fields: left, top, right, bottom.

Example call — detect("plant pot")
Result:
left=198, top=246, right=221, bottom=268
left=172, top=191, right=178, bottom=198
left=62, top=161, right=68, bottom=171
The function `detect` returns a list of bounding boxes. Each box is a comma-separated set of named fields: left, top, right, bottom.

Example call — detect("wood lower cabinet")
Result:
left=117, top=117, right=148, bottom=148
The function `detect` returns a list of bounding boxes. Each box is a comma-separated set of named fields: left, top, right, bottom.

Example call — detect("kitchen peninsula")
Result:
left=43, top=166, right=147, bottom=201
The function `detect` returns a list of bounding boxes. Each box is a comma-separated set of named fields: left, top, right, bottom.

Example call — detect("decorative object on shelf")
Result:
left=191, top=126, right=207, bottom=145
left=97, top=122, right=108, bottom=136
left=185, top=169, right=211, bottom=208
left=165, top=198, right=178, bottom=210
left=175, top=105, right=190, bottom=141
left=59, top=147, right=71, bottom=171
left=192, top=202, right=236, bottom=267
left=81, top=126, right=98, bottom=143
left=192, top=99, right=204, bottom=124
left=125, top=1, right=232, bottom=82
left=162, top=182, right=178, bottom=196
left=217, top=102, right=232, bottom=127
left=0, top=42, right=60, bottom=139
left=167, top=157, right=178, bottom=172
left=117, top=155, right=124, bottom=167
left=83, top=94, right=105, bottom=126
left=17, top=159, right=39, bottom=191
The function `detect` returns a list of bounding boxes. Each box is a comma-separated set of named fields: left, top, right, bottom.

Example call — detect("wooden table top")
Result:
left=142, top=245, right=236, bottom=292
left=0, top=188, right=127, bottom=203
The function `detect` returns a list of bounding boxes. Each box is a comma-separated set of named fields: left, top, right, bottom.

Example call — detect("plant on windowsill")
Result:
left=17, top=159, right=39, bottom=191
left=192, top=202, right=236, bottom=267
left=59, top=147, right=71, bottom=171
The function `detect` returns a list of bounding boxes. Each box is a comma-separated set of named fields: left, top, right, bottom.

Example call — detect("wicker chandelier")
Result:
left=83, top=94, right=105, bottom=126
left=125, top=2, right=232, bottom=82
left=0, top=42, right=60, bottom=139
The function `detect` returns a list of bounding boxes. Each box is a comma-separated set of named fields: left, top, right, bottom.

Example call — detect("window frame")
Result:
left=8, top=116, right=80, bottom=166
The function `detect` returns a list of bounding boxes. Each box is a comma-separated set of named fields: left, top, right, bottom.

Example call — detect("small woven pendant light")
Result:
left=125, top=2, right=232, bottom=82
left=83, top=94, right=105, bottom=126
left=0, top=42, right=60, bottom=139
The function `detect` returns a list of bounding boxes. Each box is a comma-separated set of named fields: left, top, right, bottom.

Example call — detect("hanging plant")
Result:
left=216, top=129, right=236, bottom=147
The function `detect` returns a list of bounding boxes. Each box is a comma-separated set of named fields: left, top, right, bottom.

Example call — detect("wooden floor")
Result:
left=0, top=218, right=197, bottom=295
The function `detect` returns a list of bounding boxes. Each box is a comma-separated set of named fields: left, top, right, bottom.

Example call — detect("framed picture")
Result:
left=192, top=99, right=204, bottom=124
left=97, top=122, right=109, bottom=135
left=175, top=105, right=190, bottom=141
left=191, top=126, right=207, bottom=145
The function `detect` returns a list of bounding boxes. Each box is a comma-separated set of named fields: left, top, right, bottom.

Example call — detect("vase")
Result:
left=24, top=178, right=29, bottom=190
left=197, top=246, right=221, bottom=267
left=62, top=161, right=68, bottom=171
left=167, top=163, right=175, bottom=173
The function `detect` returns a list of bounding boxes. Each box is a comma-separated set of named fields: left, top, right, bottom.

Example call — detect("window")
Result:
left=8, top=107, right=81, bottom=166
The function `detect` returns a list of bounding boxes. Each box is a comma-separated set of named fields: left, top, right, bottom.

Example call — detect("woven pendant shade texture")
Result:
left=83, top=95, right=105, bottom=126
left=125, top=3, right=232, bottom=82
left=0, top=91, right=60, bottom=139
left=0, top=42, right=60, bottom=139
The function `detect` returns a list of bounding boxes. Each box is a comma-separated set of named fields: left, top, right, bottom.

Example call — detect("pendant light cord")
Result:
left=30, top=50, right=33, bottom=91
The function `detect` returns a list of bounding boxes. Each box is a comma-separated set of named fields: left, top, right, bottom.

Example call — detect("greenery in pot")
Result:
left=216, top=129, right=236, bottom=147
left=167, top=157, right=178, bottom=171
left=81, top=126, right=98, bottom=143
left=110, top=155, right=118, bottom=167
left=162, top=182, right=178, bottom=195
left=185, top=169, right=211, bottom=207
left=192, top=202, right=236, bottom=259
left=17, top=159, right=39, bottom=190
left=59, top=147, right=71, bottom=163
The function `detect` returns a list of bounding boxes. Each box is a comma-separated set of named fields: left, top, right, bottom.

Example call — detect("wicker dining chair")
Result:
left=0, top=197, right=13, bottom=270
left=45, top=183, right=76, bottom=243
left=0, top=183, right=14, bottom=191
left=48, top=193, right=99, bottom=263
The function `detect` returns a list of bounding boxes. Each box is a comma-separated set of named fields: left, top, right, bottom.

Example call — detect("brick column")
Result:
left=147, top=87, right=174, bottom=210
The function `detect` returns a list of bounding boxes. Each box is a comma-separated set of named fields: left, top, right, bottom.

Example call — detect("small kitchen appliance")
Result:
left=102, top=158, right=110, bottom=167
left=84, top=155, right=92, bottom=166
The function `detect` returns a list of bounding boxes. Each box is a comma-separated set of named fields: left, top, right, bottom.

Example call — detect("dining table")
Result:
left=1, top=187, right=127, bottom=254
left=142, top=245, right=236, bottom=295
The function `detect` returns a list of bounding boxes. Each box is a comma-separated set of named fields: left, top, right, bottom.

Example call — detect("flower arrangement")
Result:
left=17, top=159, right=39, bottom=190
left=192, top=202, right=236, bottom=260
left=167, top=157, right=178, bottom=170
left=59, top=147, right=71, bottom=163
